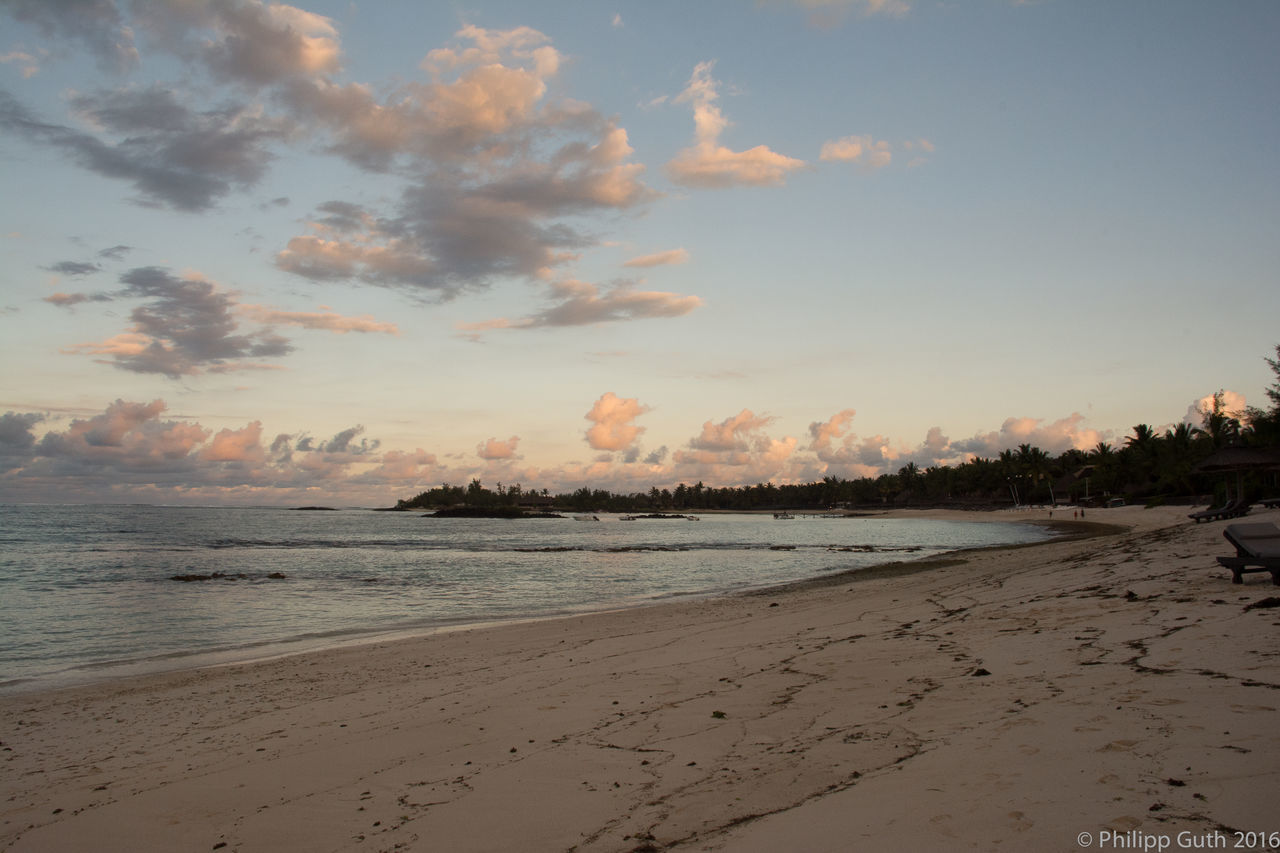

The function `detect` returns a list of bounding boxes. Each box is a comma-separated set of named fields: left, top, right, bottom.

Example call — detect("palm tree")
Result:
left=998, top=449, right=1022, bottom=505
left=1197, top=390, right=1241, bottom=450
left=1090, top=443, right=1117, bottom=496
left=1021, top=445, right=1054, bottom=504
left=1157, top=422, right=1198, bottom=494
left=1126, top=423, right=1157, bottom=450
left=898, top=462, right=921, bottom=494
left=1243, top=344, right=1280, bottom=448
left=1123, top=424, right=1159, bottom=493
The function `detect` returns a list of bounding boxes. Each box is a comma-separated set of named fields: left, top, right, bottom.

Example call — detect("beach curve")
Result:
left=2, top=505, right=1277, bottom=852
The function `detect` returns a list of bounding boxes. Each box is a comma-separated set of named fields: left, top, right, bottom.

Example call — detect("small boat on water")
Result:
left=574, top=514, right=600, bottom=521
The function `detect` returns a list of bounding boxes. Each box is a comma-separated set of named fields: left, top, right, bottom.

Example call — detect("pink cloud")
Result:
left=1183, top=390, right=1247, bottom=426
left=131, top=1, right=341, bottom=86
left=808, top=408, right=857, bottom=458
left=690, top=409, right=776, bottom=452
left=477, top=435, right=520, bottom=460
left=670, top=408, right=800, bottom=485
left=354, top=449, right=441, bottom=484
left=0, top=49, right=41, bottom=78
left=238, top=305, right=399, bottom=335
left=202, top=421, right=266, bottom=463
left=285, top=24, right=566, bottom=166
left=948, top=413, right=1103, bottom=459
left=622, top=248, right=690, bottom=268
left=665, top=62, right=805, bottom=189
left=458, top=278, right=702, bottom=335
left=818, top=134, right=892, bottom=167
left=806, top=409, right=908, bottom=474
left=31, top=399, right=211, bottom=471
left=274, top=226, right=438, bottom=289
left=585, top=392, right=649, bottom=452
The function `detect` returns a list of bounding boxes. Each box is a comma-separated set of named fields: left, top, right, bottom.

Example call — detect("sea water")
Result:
left=0, top=505, right=1049, bottom=692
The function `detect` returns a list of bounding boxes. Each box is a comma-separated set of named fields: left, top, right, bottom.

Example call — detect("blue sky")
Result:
left=1, top=0, right=1277, bottom=505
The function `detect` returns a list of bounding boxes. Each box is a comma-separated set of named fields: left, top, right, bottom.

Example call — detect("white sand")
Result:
left=3, top=506, right=1278, bottom=852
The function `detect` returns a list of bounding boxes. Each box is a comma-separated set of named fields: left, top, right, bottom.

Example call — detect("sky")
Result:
left=1, top=0, right=1277, bottom=506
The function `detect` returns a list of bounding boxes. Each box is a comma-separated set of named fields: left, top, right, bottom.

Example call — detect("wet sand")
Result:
left=3, top=505, right=1277, bottom=851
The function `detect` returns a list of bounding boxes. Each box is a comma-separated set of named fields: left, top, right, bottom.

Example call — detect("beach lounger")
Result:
left=1227, top=499, right=1252, bottom=519
left=1189, top=497, right=1251, bottom=523
left=1216, top=522, right=1280, bottom=585
left=1189, top=503, right=1225, bottom=523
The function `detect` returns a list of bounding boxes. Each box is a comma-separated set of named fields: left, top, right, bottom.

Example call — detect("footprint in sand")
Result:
left=1099, top=739, right=1139, bottom=752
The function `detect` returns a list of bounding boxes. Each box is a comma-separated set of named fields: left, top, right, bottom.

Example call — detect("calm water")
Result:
left=0, top=505, right=1049, bottom=692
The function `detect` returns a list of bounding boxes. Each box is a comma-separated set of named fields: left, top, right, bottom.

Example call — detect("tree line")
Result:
left=396, top=346, right=1280, bottom=513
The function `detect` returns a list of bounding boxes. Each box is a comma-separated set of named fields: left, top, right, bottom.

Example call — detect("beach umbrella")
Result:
left=1193, top=446, right=1280, bottom=500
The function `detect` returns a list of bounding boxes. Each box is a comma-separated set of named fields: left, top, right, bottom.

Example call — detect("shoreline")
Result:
left=4, top=505, right=1277, bottom=851
left=0, top=509, right=1062, bottom=697
left=0, top=510, right=1128, bottom=697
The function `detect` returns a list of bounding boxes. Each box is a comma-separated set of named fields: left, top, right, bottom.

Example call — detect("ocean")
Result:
left=0, top=504, right=1050, bottom=693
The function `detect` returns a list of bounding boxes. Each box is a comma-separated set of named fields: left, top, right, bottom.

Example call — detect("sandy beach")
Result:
left=3, top=506, right=1278, bottom=852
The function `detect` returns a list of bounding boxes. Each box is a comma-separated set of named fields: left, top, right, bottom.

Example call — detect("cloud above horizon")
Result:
left=477, top=435, right=521, bottom=461
left=1, top=0, right=139, bottom=73
left=0, top=86, right=293, bottom=212
left=0, top=391, right=1239, bottom=503
left=268, top=24, right=658, bottom=299
left=806, top=408, right=1106, bottom=479
left=458, top=278, right=703, bottom=335
left=665, top=61, right=805, bottom=189
left=623, top=248, right=690, bottom=268
left=584, top=392, right=648, bottom=452
left=818, top=134, right=893, bottom=168
left=0, top=399, right=401, bottom=500
left=671, top=409, right=799, bottom=483
left=49, top=266, right=397, bottom=377
left=2, top=11, right=666, bottom=314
